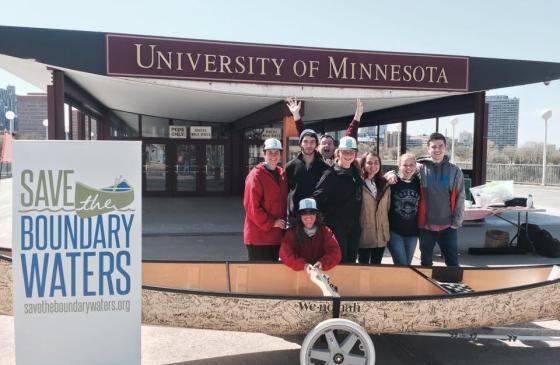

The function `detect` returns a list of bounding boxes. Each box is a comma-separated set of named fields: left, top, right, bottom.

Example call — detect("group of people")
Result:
left=243, top=98, right=465, bottom=273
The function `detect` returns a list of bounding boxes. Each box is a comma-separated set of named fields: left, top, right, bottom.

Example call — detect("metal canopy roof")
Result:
left=1, top=26, right=560, bottom=123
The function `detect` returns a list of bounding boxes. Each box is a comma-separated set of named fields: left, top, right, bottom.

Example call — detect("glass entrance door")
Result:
left=171, top=142, right=228, bottom=195
left=176, top=144, right=198, bottom=192
left=144, top=143, right=167, bottom=192
left=205, top=144, right=225, bottom=192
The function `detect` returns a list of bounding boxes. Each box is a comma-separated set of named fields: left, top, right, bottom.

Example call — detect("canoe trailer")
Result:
left=299, top=267, right=560, bottom=365
left=300, top=318, right=560, bottom=365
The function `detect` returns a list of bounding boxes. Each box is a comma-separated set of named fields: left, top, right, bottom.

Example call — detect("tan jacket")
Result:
left=359, top=183, right=391, bottom=248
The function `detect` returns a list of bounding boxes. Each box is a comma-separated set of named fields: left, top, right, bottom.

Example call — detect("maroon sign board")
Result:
left=106, top=34, right=469, bottom=92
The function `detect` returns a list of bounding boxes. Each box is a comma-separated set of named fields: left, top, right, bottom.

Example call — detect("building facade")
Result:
left=16, top=93, right=47, bottom=140
left=1, top=26, right=559, bottom=197
left=486, top=95, right=519, bottom=149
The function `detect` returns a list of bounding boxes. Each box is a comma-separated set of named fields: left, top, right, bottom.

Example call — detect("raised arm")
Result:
left=345, top=98, right=363, bottom=139
left=286, top=97, right=304, bottom=135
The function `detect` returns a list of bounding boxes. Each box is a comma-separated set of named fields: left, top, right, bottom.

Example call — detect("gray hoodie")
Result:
left=416, top=155, right=465, bottom=229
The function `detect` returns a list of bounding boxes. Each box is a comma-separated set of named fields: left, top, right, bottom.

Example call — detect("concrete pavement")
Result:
left=1, top=314, right=559, bottom=365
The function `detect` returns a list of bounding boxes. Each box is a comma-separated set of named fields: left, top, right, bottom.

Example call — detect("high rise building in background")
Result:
left=17, top=93, right=48, bottom=139
left=0, top=85, right=17, bottom=132
left=406, top=134, right=429, bottom=149
left=384, top=131, right=399, bottom=148
left=486, top=95, right=519, bottom=149
left=0, top=85, right=48, bottom=139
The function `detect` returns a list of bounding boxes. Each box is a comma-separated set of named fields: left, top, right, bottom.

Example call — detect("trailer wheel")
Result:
left=300, top=318, right=375, bottom=365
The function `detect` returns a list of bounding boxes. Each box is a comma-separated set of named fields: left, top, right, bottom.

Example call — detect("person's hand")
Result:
left=286, top=97, right=301, bottom=121
left=384, top=171, right=398, bottom=185
left=273, top=218, right=286, bottom=229
left=353, top=98, right=364, bottom=122
left=313, top=261, right=323, bottom=270
left=323, top=157, right=334, bottom=166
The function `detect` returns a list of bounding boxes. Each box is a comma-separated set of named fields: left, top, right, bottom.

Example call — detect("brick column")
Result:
left=46, top=69, right=65, bottom=140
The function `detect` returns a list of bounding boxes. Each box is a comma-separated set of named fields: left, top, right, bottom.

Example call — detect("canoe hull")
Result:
left=2, top=256, right=559, bottom=335
left=140, top=282, right=560, bottom=335
left=339, top=283, right=560, bottom=333
left=143, top=287, right=332, bottom=335
left=0, top=258, right=11, bottom=315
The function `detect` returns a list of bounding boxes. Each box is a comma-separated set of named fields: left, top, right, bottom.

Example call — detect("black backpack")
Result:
left=518, top=224, right=560, bottom=258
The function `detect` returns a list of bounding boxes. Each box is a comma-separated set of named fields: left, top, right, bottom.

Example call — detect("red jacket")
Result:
left=243, top=163, right=288, bottom=245
left=280, top=226, right=341, bottom=271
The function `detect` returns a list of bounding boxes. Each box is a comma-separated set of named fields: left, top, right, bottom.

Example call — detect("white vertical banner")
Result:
left=12, top=141, right=142, bottom=365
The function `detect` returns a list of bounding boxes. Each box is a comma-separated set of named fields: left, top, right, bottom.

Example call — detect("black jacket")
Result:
left=313, top=164, right=362, bottom=228
left=285, top=152, right=329, bottom=218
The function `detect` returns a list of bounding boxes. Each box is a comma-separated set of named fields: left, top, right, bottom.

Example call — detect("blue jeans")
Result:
left=419, top=228, right=459, bottom=266
left=329, top=222, right=361, bottom=264
left=387, top=231, right=417, bottom=265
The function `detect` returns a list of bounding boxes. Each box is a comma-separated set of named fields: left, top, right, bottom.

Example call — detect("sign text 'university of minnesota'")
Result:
left=106, top=34, right=469, bottom=91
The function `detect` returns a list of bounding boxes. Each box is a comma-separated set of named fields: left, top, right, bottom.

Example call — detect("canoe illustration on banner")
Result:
left=75, top=176, right=134, bottom=218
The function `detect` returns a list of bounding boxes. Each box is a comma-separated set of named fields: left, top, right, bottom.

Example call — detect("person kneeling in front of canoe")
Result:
left=243, top=138, right=288, bottom=261
left=280, top=198, right=342, bottom=272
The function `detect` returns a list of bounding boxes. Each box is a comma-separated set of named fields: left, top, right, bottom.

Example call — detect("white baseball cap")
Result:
left=338, top=136, right=358, bottom=151
left=299, top=198, right=319, bottom=212
left=263, top=138, right=283, bottom=151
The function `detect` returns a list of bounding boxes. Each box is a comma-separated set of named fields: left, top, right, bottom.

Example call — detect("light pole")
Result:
left=449, top=117, right=458, bottom=163
left=5, top=110, right=15, bottom=135
left=541, top=109, right=552, bottom=185
left=42, top=119, right=49, bottom=140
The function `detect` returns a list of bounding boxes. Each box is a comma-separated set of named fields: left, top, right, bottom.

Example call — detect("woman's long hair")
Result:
left=359, top=151, right=387, bottom=192
left=294, top=211, right=325, bottom=246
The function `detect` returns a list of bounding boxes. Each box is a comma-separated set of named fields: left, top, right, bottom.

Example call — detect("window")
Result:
left=85, top=115, right=90, bottom=140
left=357, top=126, right=377, bottom=155
left=439, top=113, right=474, bottom=169
left=210, top=124, right=228, bottom=139
left=110, top=110, right=139, bottom=138
left=142, top=115, right=169, bottom=137
left=405, top=118, right=436, bottom=158
left=90, top=118, right=98, bottom=140
left=64, top=103, right=72, bottom=139
left=378, top=123, right=401, bottom=168
left=244, top=121, right=283, bottom=172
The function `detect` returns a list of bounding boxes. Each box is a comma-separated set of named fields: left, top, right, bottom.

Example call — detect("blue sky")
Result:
left=1, top=0, right=559, bottom=145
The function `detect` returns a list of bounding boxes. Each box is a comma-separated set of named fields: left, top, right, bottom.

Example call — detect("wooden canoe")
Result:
left=1, top=251, right=559, bottom=335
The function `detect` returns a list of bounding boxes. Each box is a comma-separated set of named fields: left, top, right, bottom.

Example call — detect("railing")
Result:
left=384, top=161, right=560, bottom=186
left=486, top=164, right=560, bottom=186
